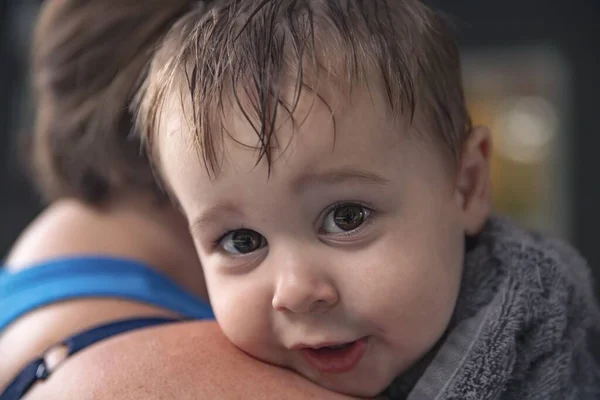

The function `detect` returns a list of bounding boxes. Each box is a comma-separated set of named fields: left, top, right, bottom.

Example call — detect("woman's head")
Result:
left=30, top=0, right=194, bottom=204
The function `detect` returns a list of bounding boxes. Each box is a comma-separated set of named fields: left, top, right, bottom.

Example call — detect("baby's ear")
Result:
left=455, top=125, right=492, bottom=235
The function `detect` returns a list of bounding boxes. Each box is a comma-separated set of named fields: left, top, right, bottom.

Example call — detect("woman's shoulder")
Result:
left=5, top=199, right=128, bottom=270
left=5, top=199, right=110, bottom=270
left=0, top=200, right=204, bottom=391
left=23, top=321, right=356, bottom=400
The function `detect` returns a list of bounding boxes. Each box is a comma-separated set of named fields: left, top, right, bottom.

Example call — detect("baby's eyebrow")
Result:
left=293, top=168, right=390, bottom=193
left=189, top=168, right=388, bottom=231
left=189, top=203, right=243, bottom=231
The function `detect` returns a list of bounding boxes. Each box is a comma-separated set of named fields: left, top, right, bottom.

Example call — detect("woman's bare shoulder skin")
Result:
left=24, top=321, right=362, bottom=400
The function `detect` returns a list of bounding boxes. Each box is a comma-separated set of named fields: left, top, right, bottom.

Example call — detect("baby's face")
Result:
left=158, top=85, right=484, bottom=397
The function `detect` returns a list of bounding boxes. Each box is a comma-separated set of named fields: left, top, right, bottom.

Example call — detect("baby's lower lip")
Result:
left=300, top=337, right=368, bottom=374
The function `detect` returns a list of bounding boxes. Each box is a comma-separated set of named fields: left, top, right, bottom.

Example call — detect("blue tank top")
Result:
left=0, top=256, right=214, bottom=331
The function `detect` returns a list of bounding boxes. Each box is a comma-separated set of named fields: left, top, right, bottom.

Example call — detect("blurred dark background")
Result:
left=0, top=0, right=599, bottom=295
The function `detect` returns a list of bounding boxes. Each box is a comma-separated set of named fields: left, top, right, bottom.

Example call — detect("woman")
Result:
left=0, top=1, right=357, bottom=398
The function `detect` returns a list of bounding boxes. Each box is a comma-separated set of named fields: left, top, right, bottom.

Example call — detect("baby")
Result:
left=135, top=0, right=600, bottom=398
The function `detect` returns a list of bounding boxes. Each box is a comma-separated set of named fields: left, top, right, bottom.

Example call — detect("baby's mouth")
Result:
left=299, top=337, right=368, bottom=373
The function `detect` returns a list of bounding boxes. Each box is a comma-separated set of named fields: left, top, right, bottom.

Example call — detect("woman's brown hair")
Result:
left=30, top=0, right=194, bottom=204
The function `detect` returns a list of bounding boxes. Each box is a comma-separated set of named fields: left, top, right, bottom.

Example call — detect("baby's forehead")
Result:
left=159, top=87, right=433, bottom=196
left=165, top=74, right=407, bottom=151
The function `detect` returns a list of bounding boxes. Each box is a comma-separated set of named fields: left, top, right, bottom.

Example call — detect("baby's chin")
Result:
left=293, top=364, right=393, bottom=398
left=313, top=377, right=390, bottom=398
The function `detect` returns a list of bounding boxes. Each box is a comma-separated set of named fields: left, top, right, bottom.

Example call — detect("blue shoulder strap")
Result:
left=0, top=256, right=213, bottom=331
left=0, top=316, right=183, bottom=400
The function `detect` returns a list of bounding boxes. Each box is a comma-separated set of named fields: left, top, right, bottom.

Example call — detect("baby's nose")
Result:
left=272, top=267, right=338, bottom=314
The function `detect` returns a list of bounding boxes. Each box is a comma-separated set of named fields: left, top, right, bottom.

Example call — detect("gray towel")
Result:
left=382, top=216, right=600, bottom=400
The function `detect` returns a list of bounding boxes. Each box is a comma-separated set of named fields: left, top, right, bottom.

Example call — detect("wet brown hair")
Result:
left=137, top=0, right=472, bottom=178
left=30, top=0, right=196, bottom=204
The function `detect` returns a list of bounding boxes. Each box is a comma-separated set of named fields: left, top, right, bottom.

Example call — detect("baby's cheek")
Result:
left=350, top=243, right=456, bottom=338
left=209, top=280, right=275, bottom=357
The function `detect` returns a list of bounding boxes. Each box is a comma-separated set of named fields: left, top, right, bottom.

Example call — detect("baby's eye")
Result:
left=219, top=229, right=267, bottom=255
left=321, top=203, right=372, bottom=234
